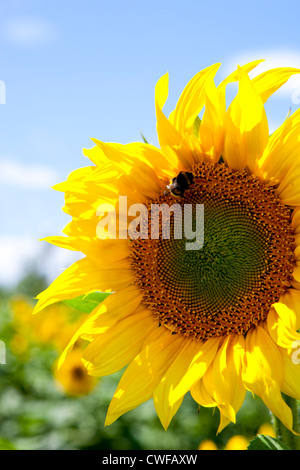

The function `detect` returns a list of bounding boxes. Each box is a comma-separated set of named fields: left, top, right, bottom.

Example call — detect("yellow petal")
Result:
left=199, top=335, right=246, bottom=432
left=280, top=348, right=300, bottom=400
left=292, top=207, right=300, bottom=235
left=219, top=60, right=265, bottom=89
left=33, top=257, right=133, bottom=313
left=198, top=77, right=225, bottom=162
left=213, top=335, right=246, bottom=427
left=212, top=336, right=245, bottom=400
left=164, top=337, right=220, bottom=406
left=242, top=326, right=294, bottom=433
left=58, top=285, right=143, bottom=368
left=42, top=236, right=130, bottom=265
left=105, top=330, right=186, bottom=425
left=251, top=67, right=300, bottom=104
left=154, top=74, right=182, bottom=148
left=278, top=288, right=300, bottom=330
left=90, top=140, right=165, bottom=199
left=217, top=414, right=231, bottom=436
left=153, top=378, right=184, bottom=430
left=171, top=63, right=221, bottom=135
left=190, top=378, right=216, bottom=407
left=82, top=309, right=158, bottom=376
left=267, top=305, right=300, bottom=349
left=198, top=61, right=264, bottom=164
left=154, top=73, right=195, bottom=168
left=259, top=108, right=300, bottom=184
left=223, top=66, right=269, bottom=173
left=273, top=302, right=299, bottom=331
left=216, top=60, right=265, bottom=120
left=199, top=364, right=234, bottom=432
left=276, top=159, right=300, bottom=206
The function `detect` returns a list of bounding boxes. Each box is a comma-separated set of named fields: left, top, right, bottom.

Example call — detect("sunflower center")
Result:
left=72, top=366, right=85, bottom=380
left=130, top=162, right=295, bottom=340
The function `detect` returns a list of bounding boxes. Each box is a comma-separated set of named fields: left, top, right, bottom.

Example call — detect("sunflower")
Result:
left=11, top=296, right=85, bottom=352
left=34, top=60, right=300, bottom=434
left=54, top=347, right=97, bottom=397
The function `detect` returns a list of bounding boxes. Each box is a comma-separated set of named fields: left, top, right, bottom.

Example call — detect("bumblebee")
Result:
left=164, top=171, right=194, bottom=197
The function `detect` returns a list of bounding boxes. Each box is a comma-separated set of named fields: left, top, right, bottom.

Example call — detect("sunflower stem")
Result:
left=271, top=395, right=300, bottom=450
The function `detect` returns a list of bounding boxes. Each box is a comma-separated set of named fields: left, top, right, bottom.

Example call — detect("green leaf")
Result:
left=62, top=292, right=111, bottom=313
left=140, top=131, right=149, bottom=144
left=247, top=434, right=290, bottom=451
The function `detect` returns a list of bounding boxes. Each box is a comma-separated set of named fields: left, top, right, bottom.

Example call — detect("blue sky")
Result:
left=1, top=0, right=300, bottom=285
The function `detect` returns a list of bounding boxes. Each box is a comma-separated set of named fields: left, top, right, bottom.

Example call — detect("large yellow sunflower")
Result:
left=34, top=60, right=300, bottom=434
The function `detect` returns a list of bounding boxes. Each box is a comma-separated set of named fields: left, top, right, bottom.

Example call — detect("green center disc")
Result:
left=157, top=197, right=267, bottom=316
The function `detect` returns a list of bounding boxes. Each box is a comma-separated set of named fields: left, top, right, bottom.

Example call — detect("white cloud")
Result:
left=0, top=235, right=82, bottom=287
left=2, top=16, right=58, bottom=47
left=224, top=49, right=300, bottom=98
left=0, top=158, right=59, bottom=189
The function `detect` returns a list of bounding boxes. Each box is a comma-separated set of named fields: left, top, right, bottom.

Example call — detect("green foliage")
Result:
left=247, top=435, right=290, bottom=450
left=62, top=292, right=111, bottom=313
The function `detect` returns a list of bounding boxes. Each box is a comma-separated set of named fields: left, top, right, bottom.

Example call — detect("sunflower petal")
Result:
left=153, top=380, right=184, bottom=430
left=154, top=73, right=182, bottom=148
left=42, top=236, right=130, bottom=265
left=259, top=108, right=300, bottom=184
left=33, top=257, right=133, bottom=314
left=58, top=286, right=143, bottom=368
left=105, top=330, right=186, bottom=425
left=171, top=63, right=221, bottom=135
left=280, top=348, right=300, bottom=400
left=82, top=309, right=158, bottom=376
left=165, top=337, right=220, bottom=406
left=89, top=140, right=165, bottom=199
left=190, top=378, right=216, bottom=407
left=251, top=67, right=300, bottom=104
left=242, top=326, right=294, bottom=433
left=154, top=73, right=195, bottom=168
left=219, top=60, right=265, bottom=89
left=198, top=78, right=225, bottom=162
left=276, top=159, right=300, bottom=206
left=267, top=303, right=300, bottom=348
left=199, top=335, right=246, bottom=430
left=223, top=66, right=269, bottom=173
left=213, top=335, right=246, bottom=423
left=279, top=288, right=300, bottom=330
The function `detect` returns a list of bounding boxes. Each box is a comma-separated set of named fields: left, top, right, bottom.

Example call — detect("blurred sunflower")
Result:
left=257, top=422, right=276, bottom=438
left=11, top=296, right=84, bottom=352
left=34, top=61, right=300, bottom=433
left=54, top=347, right=97, bottom=397
left=198, top=439, right=218, bottom=450
left=224, top=435, right=249, bottom=450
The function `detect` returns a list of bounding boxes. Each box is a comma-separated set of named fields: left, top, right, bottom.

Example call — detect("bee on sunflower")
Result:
left=34, top=60, right=300, bottom=439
